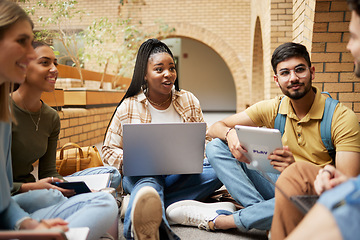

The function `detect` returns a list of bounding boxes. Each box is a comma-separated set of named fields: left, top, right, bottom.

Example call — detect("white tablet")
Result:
left=234, top=125, right=282, bottom=174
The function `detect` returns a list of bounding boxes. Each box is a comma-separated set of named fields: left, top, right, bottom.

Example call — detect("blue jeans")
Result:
left=318, top=175, right=360, bottom=240
left=13, top=190, right=118, bottom=240
left=206, top=138, right=279, bottom=231
left=68, top=166, right=121, bottom=189
left=12, top=166, right=120, bottom=240
left=13, top=166, right=120, bottom=214
left=122, top=160, right=223, bottom=240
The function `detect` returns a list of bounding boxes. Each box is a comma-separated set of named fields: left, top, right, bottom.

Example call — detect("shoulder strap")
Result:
left=320, top=93, right=339, bottom=161
left=274, top=96, right=286, bottom=136
left=274, top=92, right=338, bottom=161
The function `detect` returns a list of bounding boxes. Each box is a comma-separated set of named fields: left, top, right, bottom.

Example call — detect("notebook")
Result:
left=0, top=229, right=68, bottom=240
left=0, top=227, right=90, bottom=240
left=122, top=122, right=206, bottom=176
left=234, top=125, right=282, bottom=174
left=64, top=173, right=112, bottom=191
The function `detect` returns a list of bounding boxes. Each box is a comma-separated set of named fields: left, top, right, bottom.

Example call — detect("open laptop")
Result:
left=262, top=168, right=319, bottom=214
left=122, top=122, right=206, bottom=176
left=234, top=125, right=318, bottom=214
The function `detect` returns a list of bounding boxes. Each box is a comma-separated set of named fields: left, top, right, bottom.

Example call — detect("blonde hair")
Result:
left=0, top=0, right=33, bottom=121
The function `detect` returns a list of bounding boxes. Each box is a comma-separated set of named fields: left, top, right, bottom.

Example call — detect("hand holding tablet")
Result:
left=235, top=125, right=282, bottom=174
left=51, top=181, right=91, bottom=195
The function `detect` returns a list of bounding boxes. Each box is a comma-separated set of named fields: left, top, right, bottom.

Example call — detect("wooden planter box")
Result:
left=43, top=65, right=130, bottom=108
left=41, top=88, right=64, bottom=108
left=57, top=64, right=131, bottom=89
left=64, top=89, right=125, bottom=108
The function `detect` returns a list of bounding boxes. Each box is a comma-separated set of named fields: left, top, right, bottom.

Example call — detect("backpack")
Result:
left=274, top=92, right=339, bottom=161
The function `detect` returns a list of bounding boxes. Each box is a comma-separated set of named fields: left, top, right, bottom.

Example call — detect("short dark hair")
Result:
left=348, top=0, right=360, bottom=16
left=271, top=42, right=311, bottom=74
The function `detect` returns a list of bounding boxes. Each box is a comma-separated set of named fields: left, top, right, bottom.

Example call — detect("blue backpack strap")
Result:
left=274, top=96, right=286, bottom=137
left=321, top=93, right=339, bottom=161
left=322, top=91, right=332, bottom=98
left=274, top=92, right=338, bottom=161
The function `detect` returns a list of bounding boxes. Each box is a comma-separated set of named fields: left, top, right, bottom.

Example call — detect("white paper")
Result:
left=64, top=173, right=111, bottom=191
left=65, top=227, right=89, bottom=240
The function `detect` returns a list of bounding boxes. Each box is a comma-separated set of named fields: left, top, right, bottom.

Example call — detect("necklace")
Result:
left=146, top=94, right=172, bottom=107
left=17, top=92, right=42, bottom=131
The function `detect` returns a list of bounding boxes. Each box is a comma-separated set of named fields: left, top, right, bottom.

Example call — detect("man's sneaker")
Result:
left=131, top=186, right=162, bottom=240
left=165, top=200, right=236, bottom=231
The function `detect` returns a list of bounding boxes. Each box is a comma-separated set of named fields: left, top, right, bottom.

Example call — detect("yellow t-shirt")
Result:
left=245, top=87, right=360, bottom=166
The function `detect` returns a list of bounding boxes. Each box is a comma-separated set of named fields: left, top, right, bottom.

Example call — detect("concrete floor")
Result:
left=117, top=221, right=268, bottom=240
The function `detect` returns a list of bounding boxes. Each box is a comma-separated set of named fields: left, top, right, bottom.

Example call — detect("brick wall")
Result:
left=250, top=0, right=272, bottom=101
left=293, top=0, right=316, bottom=50
left=20, top=0, right=253, bottom=111
left=19, top=0, right=360, bottom=120
left=269, top=0, right=293, bottom=97
left=311, top=1, right=360, bottom=119
left=251, top=17, right=265, bottom=105
left=57, top=106, right=116, bottom=149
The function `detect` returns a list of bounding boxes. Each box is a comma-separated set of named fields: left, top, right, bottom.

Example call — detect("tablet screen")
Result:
left=235, top=125, right=282, bottom=174
left=52, top=181, right=91, bottom=195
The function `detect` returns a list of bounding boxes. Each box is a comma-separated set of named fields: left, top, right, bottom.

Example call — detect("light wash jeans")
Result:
left=206, top=138, right=279, bottom=231
left=13, top=190, right=118, bottom=240
left=12, top=166, right=120, bottom=240
left=122, top=160, right=223, bottom=240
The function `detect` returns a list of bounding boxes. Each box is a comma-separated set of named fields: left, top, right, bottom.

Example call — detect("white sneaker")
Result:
left=131, top=186, right=162, bottom=240
left=120, top=194, right=130, bottom=220
left=165, top=200, right=236, bottom=231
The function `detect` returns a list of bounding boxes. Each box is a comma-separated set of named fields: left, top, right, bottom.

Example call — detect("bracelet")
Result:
left=225, top=127, right=234, bottom=143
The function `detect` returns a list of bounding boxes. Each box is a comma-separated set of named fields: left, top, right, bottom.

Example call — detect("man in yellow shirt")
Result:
left=165, top=42, right=360, bottom=234
left=271, top=1, right=360, bottom=239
